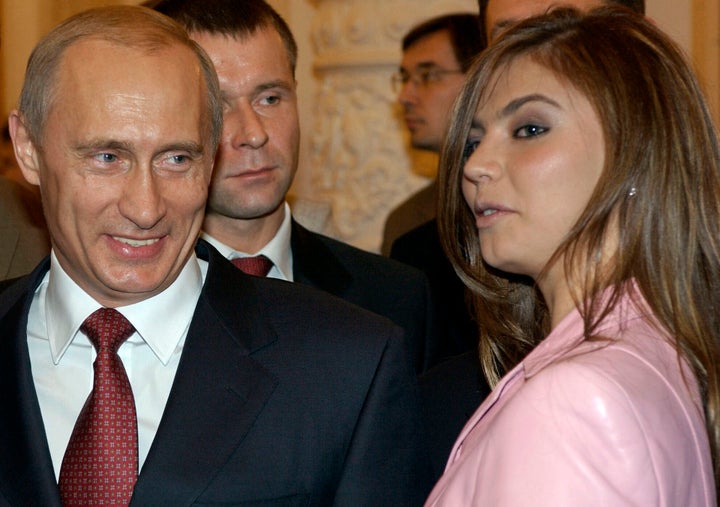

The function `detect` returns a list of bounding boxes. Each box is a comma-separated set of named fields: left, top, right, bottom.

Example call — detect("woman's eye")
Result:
left=514, top=124, right=548, bottom=138
left=463, top=140, right=480, bottom=160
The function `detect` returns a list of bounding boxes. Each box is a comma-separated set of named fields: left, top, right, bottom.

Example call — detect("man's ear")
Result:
left=7, top=111, right=41, bottom=186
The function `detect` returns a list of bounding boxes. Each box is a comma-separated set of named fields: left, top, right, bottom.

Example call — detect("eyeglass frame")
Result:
left=390, top=65, right=464, bottom=93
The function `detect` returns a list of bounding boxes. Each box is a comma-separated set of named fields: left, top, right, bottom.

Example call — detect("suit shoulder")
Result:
left=0, top=270, right=38, bottom=319
left=394, top=219, right=438, bottom=248
left=311, top=231, right=426, bottom=283
left=254, top=274, right=404, bottom=336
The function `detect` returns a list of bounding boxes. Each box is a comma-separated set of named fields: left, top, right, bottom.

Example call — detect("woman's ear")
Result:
left=7, top=111, right=41, bottom=186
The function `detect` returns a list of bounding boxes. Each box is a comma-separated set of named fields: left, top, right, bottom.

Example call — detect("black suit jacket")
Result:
left=419, top=350, right=489, bottom=481
left=390, top=219, right=478, bottom=368
left=291, top=220, right=437, bottom=373
left=0, top=241, right=432, bottom=506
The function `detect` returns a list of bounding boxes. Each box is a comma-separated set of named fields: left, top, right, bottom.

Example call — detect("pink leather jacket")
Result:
left=425, top=285, right=715, bottom=506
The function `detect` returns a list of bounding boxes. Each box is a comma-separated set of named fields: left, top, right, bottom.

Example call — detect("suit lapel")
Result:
left=131, top=241, right=279, bottom=505
left=290, top=220, right=352, bottom=298
left=0, top=259, right=63, bottom=507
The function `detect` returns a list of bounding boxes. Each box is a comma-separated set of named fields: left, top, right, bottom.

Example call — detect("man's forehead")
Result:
left=486, top=0, right=604, bottom=41
left=401, top=30, right=459, bottom=69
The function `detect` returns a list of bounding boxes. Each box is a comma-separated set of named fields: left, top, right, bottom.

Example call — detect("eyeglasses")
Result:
left=391, top=67, right=464, bottom=93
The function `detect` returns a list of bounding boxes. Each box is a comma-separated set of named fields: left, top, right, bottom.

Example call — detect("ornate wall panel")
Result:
left=300, top=0, right=477, bottom=252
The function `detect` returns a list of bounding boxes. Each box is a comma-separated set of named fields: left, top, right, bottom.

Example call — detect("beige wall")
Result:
left=1, top=0, right=715, bottom=120
left=2, top=0, right=716, bottom=121
left=0, top=0, right=136, bottom=119
left=1, top=0, right=717, bottom=249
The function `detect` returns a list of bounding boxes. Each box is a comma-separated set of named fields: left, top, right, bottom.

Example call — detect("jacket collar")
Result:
left=0, top=256, right=62, bottom=506
left=0, top=244, right=281, bottom=505
left=289, top=220, right=352, bottom=298
left=131, top=239, right=279, bottom=504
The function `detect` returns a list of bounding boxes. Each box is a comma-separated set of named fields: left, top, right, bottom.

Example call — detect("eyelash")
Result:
left=462, top=121, right=548, bottom=161
left=514, top=124, right=548, bottom=138
left=462, top=139, right=479, bottom=161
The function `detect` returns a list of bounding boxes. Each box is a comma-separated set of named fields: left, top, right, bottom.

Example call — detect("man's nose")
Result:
left=226, top=102, right=269, bottom=150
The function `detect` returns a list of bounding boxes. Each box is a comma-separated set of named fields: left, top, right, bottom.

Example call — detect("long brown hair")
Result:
left=439, top=6, right=720, bottom=488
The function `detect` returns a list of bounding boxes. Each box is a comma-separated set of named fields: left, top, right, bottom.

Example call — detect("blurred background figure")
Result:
left=382, top=13, right=484, bottom=254
left=0, top=122, right=50, bottom=280
left=385, top=13, right=485, bottom=369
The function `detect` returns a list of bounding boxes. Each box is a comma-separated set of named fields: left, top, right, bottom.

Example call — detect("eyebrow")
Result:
left=255, top=79, right=295, bottom=94
left=75, top=139, right=205, bottom=156
left=471, top=93, right=561, bottom=129
left=498, top=93, right=561, bottom=119
left=219, top=79, right=295, bottom=103
left=74, top=139, right=133, bottom=154
left=400, top=61, right=445, bottom=72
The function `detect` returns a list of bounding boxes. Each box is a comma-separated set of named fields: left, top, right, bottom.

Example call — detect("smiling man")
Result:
left=0, top=5, right=430, bottom=505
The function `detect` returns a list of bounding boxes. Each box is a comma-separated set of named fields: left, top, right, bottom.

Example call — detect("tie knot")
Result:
left=231, top=255, right=273, bottom=277
left=81, top=308, right=135, bottom=354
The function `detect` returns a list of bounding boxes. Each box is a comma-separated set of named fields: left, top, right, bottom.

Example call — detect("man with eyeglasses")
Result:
left=382, top=14, right=485, bottom=365
left=382, top=13, right=484, bottom=256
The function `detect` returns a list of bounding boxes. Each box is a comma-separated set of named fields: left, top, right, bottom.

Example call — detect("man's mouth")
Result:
left=112, top=237, right=160, bottom=247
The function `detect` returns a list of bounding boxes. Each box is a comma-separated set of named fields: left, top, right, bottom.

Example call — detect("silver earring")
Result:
left=628, top=187, right=637, bottom=197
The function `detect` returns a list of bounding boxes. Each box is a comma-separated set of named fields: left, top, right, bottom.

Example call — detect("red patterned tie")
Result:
left=59, top=308, right=138, bottom=506
left=231, top=255, right=273, bottom=277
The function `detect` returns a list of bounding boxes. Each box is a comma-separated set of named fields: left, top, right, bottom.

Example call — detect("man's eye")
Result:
left=94, top=153, right=118, bottom=163
left=515, top=124, right=548, bottom=138
left=261, top=95, right=280, bottom=106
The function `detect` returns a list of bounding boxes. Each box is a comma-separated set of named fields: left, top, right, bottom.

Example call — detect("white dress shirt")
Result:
left=28, top=250, right=208, bottom=479
left=202, top=201, right=294, bottom=282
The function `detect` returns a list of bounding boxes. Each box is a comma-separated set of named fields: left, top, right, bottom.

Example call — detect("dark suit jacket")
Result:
left=381, top=181, right=437, bottom=257
left=390, top=219, right=478, bottom=368
left=291, top=220, right=437, bottom=373
left=0, top=176, right=50, bottom=280
left=0, top=241, right=432, bottom=506
left=419, top=350, right=489, bottom=481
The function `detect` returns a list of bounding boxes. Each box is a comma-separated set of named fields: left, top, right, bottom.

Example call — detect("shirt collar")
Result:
left=201, top=201, right=294, bottom=281
left=45, top=250, right=206, bottom=365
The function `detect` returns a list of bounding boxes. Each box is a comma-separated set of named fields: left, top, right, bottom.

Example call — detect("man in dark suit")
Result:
left=0, top=6, right=431, bottom=505
left=152, top=0, right=438, bottom=373
left=381, top=13, right=484, bottom=255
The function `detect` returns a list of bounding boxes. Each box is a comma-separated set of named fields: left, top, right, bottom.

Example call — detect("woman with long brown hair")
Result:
left=427, top=7, right=719, bottom=505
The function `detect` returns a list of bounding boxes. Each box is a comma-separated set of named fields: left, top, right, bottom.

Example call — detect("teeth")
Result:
left=113, top=237, right=159, bottom=247
left=482, top=209, right=497, bottom=216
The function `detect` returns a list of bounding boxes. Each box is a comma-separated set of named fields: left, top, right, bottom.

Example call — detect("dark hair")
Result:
left=17, top=5, right=222, bottom=152
left=152, top=0, right=298, bottom=76
left=403, top=13, right=484, bottom=72
left=439, top=6, right=720, bottom=489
